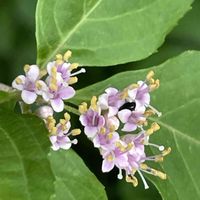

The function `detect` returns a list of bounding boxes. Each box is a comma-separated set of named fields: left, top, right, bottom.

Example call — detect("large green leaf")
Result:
left=0, top=109, right=108, bottom=199
left=72, top=51, right=200, bottom=199
left=0, top=109, right=55, bottom=200
left=49, top=150, right=108, bottom=200
left=36, top=0, right=193, bottom=67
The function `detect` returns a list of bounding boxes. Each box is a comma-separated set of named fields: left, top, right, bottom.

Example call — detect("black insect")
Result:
left=119, top=101, right=136, bottom=111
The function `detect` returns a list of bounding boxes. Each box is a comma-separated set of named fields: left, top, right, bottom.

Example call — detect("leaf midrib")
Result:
left=40, top=0, right=103, bottom=68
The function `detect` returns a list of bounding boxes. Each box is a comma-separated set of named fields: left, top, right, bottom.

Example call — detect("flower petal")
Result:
left=118, top=109, right=132, bottom=123
left=84, top=126, right=98, bottom=138
left=122, top=123, right=137, bottom=132
left=21, top=90, right=37, bottom=104
left=105, top=87, right=118, bottom=95
left=102, top=159, right=114, bottom=172
left=26, top=65, right=39, bottom=81
left=47, top=61, right=55, bottom=75
left=12, top=75, right=25, bottom=90
left=50, top=98, right=64, bottom=112
left=59, top=86, right=75, bottom=100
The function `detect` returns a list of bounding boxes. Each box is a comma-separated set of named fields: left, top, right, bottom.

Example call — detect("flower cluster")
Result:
left=12, top=50, right=85, bottom=112
left=12, top=51, right=84, bottom=150
left=79, top=71, right=171, bottom=189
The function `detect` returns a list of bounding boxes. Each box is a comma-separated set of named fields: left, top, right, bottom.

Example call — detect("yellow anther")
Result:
left=144, top=109, right=155, bottom=117
left=107, top=154, right=114, bottom=161
left=60, top=119, right=66, bottom=125
left=64, top=50, right=72, bottom=61
left=100, top=127, right=106, bottom=134
left=36, top=81, right=42, bottom=89
left=120, top=90, right=128, bottom=100
left=62, top=125, right=67, bottom=131
left=109, top=125, right=116, bottom=132
left=15, top=77, right=23, bottom=84
left=155, top=156, right=164, bottom=162
left=79, top=102, right=88, bottom=114
left=71, top=129, right=81, bottom=136
left=68, top=77, right=78, bottom=85
left=149, top=79, right=160, bottom=91
left=107, top=133, right=113, bottom=139
left=51, top=66, right=57, bottom=74
left=146, top=128, right=154, bottom=135
left=115, top=142, right=125, bottom=152
left=152, top=169, right=167, bottom=180
left=151, top=122, right=160, bottom=132
left=140, top=163, right=148, bottom=170
left=129, top=83, right=139, bottom=89
left=51, top=127, right=57, bottom=134
left=127, top=143, right=134, bottom=150
left=126, top=176, right=138, bottom=187
left=24, top=64, right=30, bottom=73
left=146, top=70, right=155, bottom=81
left=64, top=112, right=71, bottom=121
left=48, top=122, right=55, bottom=130
left=56, top=54, right=63, bottom=60
left=70, top=63, right=79, bottom=71
left=39, top=69, right=47, bottom=78
left=50, top=83, right=58, bottom=91
left=90, top=96, right=97, bottom=110
left=162, top=147, right=171, bottom=156
left=56, top=59, right=64, bottom=65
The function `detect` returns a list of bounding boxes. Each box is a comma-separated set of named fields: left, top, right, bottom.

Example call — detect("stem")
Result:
left=0, top=83, right=13, bottom=92
left=64, top=104, right=80, bottom=116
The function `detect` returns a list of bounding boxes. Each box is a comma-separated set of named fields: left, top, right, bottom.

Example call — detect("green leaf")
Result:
left=48, top=150, right=108, bottom=200
left=0, top=91, right=18, bottom=110
left=0, top=108, right=108, bottom=199
left=0, top=108, right=55, bottom=200
left=72, top=51, right=200, bottom=199
left=36, top=0, right=193, bottom=67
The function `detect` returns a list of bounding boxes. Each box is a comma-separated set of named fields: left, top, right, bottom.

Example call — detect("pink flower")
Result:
left=12, top=65, right=40, bottom=104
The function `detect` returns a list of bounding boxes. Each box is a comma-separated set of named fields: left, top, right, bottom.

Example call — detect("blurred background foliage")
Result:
left=0, top=0, right=200, bottom=199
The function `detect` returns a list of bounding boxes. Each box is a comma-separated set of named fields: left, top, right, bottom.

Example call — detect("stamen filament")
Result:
left=137, top=170, right=149, bottom=189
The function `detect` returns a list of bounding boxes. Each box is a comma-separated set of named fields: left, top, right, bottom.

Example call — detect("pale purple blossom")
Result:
left=93, top=131, right=120, bottom=150
left=12, top=65, right=40, bottom=104
left=45, top=83, right=75, bottom=112
left=79, top=109, right=105, bottom=138
left=101, top=141, right=128, bottom=173
left=118, top=106, right=146, bottom=132
left=127, top=81, right=150, bottom=108
left=98, top=87, right=125, bottom=117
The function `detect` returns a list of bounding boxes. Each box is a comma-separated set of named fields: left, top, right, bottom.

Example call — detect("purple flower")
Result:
left=47, top=61, right=71, bottom=83
left=12, top=65, right=40, bottom=104
left=50, top=134, right=74, bottom=151
left=98, top=87, right=125, bottom=117
left=101, top=141, right=128, bottom=173
left=118, top=106, right=146, bottom=132
left=127, top=81, right=150, bottom=108
left=45, top=83, right=75, bottom=112
left=79, top=109, right=105, bottom=138
left=93, top=131, right=120, bottom=150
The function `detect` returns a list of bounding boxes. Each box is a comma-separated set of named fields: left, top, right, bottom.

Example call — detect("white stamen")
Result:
left=71, top=68, right=86, bottom=76
left=148, top=143, right=165, bottom=151
left=137, top=170, right=149, bottom=189
left=147, top=104, right=162, bottom=117
left=72, top=139, right=78, bottom=145
left=117, top=169, right=123, bottom=179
